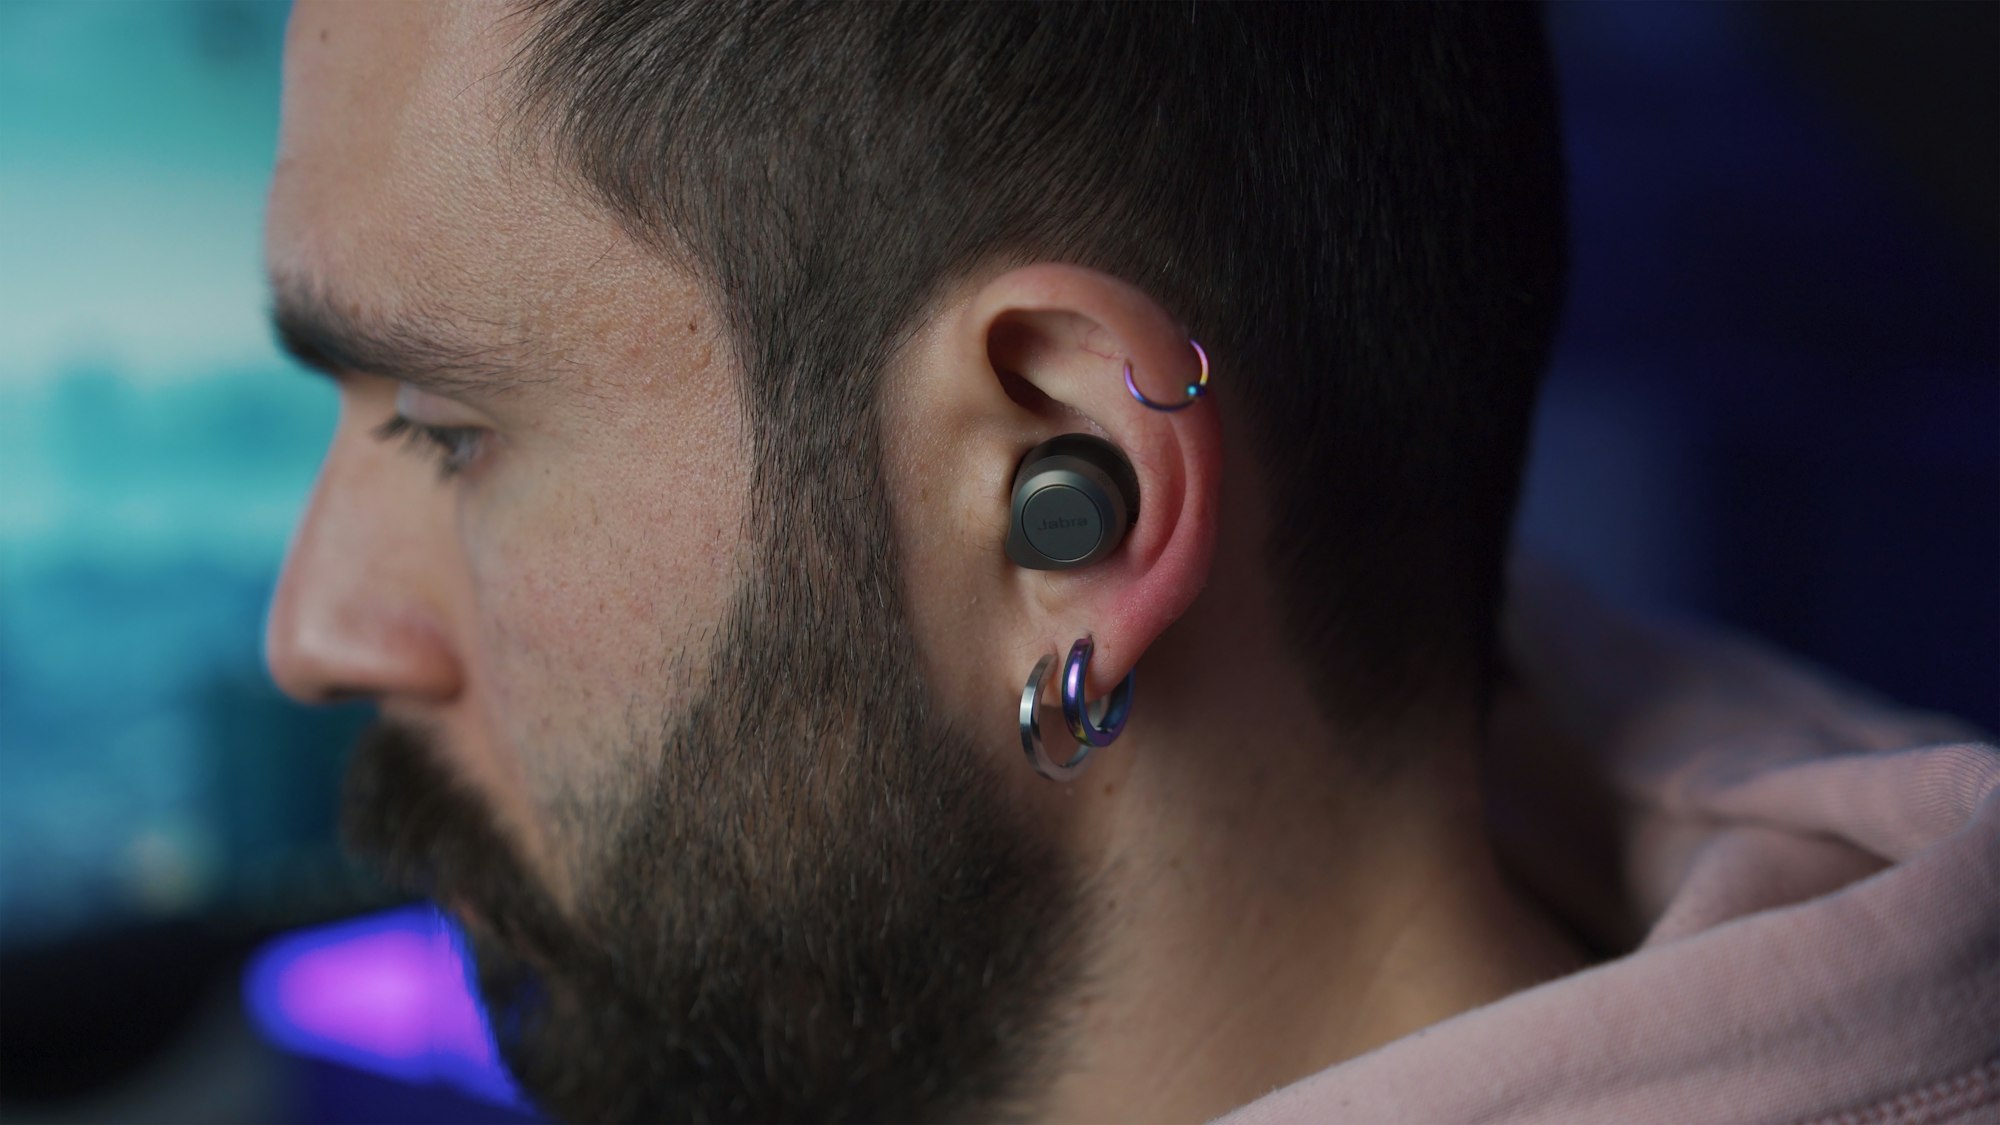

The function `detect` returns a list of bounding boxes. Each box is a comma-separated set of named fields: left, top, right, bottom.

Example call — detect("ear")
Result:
left=920, top=263, right=1223, bottom=706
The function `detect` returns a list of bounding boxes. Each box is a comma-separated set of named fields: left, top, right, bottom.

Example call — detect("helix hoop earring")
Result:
left=1020, top=652, right=1095, bottom=782
left=1062, top=635, right=1134, bottom=747
left=1125, top=337, right=1211, bottom=412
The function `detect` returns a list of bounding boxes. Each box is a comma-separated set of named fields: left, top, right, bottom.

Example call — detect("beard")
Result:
left=339, top=466, right=1091, bottom=1123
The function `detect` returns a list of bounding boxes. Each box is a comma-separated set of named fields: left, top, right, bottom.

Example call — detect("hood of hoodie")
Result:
left=1213, top=562, right=2000, bottom=1125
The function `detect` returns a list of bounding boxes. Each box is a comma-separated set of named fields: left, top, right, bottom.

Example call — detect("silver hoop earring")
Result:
left=1020, top=652, right=1095, bottom=782
left=1018, top=635, right=1136, bottom=782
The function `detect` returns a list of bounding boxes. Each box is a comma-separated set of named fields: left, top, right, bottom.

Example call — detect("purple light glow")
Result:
left=243, top=904, right=528, bottom=1110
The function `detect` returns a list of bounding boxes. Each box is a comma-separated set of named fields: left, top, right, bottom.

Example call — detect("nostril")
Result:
left=264, top=601, right=465, bottom=707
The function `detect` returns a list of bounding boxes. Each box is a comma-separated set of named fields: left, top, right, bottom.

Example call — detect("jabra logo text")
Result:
left=1036, top=516, right=1092, bottom=531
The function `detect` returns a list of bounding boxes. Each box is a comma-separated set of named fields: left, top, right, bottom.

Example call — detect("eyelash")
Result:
left=372, top=415, right=487, bottom=481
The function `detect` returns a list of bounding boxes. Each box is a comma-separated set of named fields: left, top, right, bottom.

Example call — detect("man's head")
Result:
left=263, top=2, right=1563, bottom=1120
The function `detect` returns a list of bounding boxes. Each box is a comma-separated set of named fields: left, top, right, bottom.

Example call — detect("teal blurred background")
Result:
left=0, top=1, right=373, bottom=955
left=0, top=5, right=408, bottom=1119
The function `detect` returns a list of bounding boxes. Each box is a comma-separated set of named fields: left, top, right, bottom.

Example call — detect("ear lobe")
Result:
left=968, top=263, right=1224, bottom=703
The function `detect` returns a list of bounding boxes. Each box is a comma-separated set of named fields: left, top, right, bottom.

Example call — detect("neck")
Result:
left=1027, top=709, right=1588, bottom=1123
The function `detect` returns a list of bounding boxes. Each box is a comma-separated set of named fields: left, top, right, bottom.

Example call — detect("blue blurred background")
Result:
left=0, top=2, right=1992, bottom=1121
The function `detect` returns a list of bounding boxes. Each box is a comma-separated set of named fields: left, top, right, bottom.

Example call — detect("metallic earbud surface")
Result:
left=1005, top=433, right=1140, bottom=571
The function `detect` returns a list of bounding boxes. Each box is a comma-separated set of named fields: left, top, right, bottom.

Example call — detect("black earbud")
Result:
left=1006, top=433, right=1140, bottom=571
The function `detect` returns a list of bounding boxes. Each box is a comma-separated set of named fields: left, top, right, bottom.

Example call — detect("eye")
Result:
left=372, top=414, right=488, bottom=481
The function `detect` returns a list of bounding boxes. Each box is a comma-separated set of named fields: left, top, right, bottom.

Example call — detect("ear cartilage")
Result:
left=1005, top=433, right=1140, bottom=571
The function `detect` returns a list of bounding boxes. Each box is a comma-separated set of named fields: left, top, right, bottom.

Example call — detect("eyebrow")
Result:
left=269, top=277, right=558, bottom=399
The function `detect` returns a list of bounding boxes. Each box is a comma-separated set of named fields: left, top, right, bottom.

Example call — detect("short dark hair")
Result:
left=513, top=1, right=1566, bottom=762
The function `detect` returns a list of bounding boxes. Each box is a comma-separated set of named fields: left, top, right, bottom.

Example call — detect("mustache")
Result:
left=340, top=720, right=565, bottom=956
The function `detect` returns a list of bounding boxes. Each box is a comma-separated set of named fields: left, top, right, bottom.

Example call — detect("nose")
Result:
left=265, top=405, right=464, bottom=706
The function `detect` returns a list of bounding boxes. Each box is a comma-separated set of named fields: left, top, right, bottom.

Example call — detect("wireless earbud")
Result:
left=1006, top=433, right=1140, bottom=571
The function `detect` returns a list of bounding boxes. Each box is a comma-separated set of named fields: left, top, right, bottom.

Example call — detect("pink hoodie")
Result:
left=1215, top=564, right=2000, bottom=1125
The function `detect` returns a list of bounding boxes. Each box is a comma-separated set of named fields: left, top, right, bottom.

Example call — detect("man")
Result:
left=262, top=2, right=2000, bottom=1122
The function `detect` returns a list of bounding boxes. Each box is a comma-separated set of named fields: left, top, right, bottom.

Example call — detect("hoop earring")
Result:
left=1061, top=634, right=1134, bottom=747
left=1125, top=337, right=1211, bottom=412
left=1020, top=652, right=1095, bottom=782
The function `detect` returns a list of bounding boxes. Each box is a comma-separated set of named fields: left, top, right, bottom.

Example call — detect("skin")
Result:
left=264, top=3, right=1589, bottom=1122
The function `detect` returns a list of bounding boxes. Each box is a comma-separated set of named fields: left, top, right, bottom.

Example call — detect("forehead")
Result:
left=266, top=1, right=658, bottom=353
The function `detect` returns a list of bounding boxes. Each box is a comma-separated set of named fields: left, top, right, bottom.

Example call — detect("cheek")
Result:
left=460, top=441, right=749, bottom=820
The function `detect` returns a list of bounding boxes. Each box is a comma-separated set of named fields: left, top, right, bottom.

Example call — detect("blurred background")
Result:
left=0, top=1, right=1992, bottom=1122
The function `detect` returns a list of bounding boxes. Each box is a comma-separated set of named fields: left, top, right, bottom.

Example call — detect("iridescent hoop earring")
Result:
left=1124, top=337, right=1211, bottom=412
left=1020, top=652, right=1095, bottom=782
left=1061, top=634, right=1134, bottom=747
